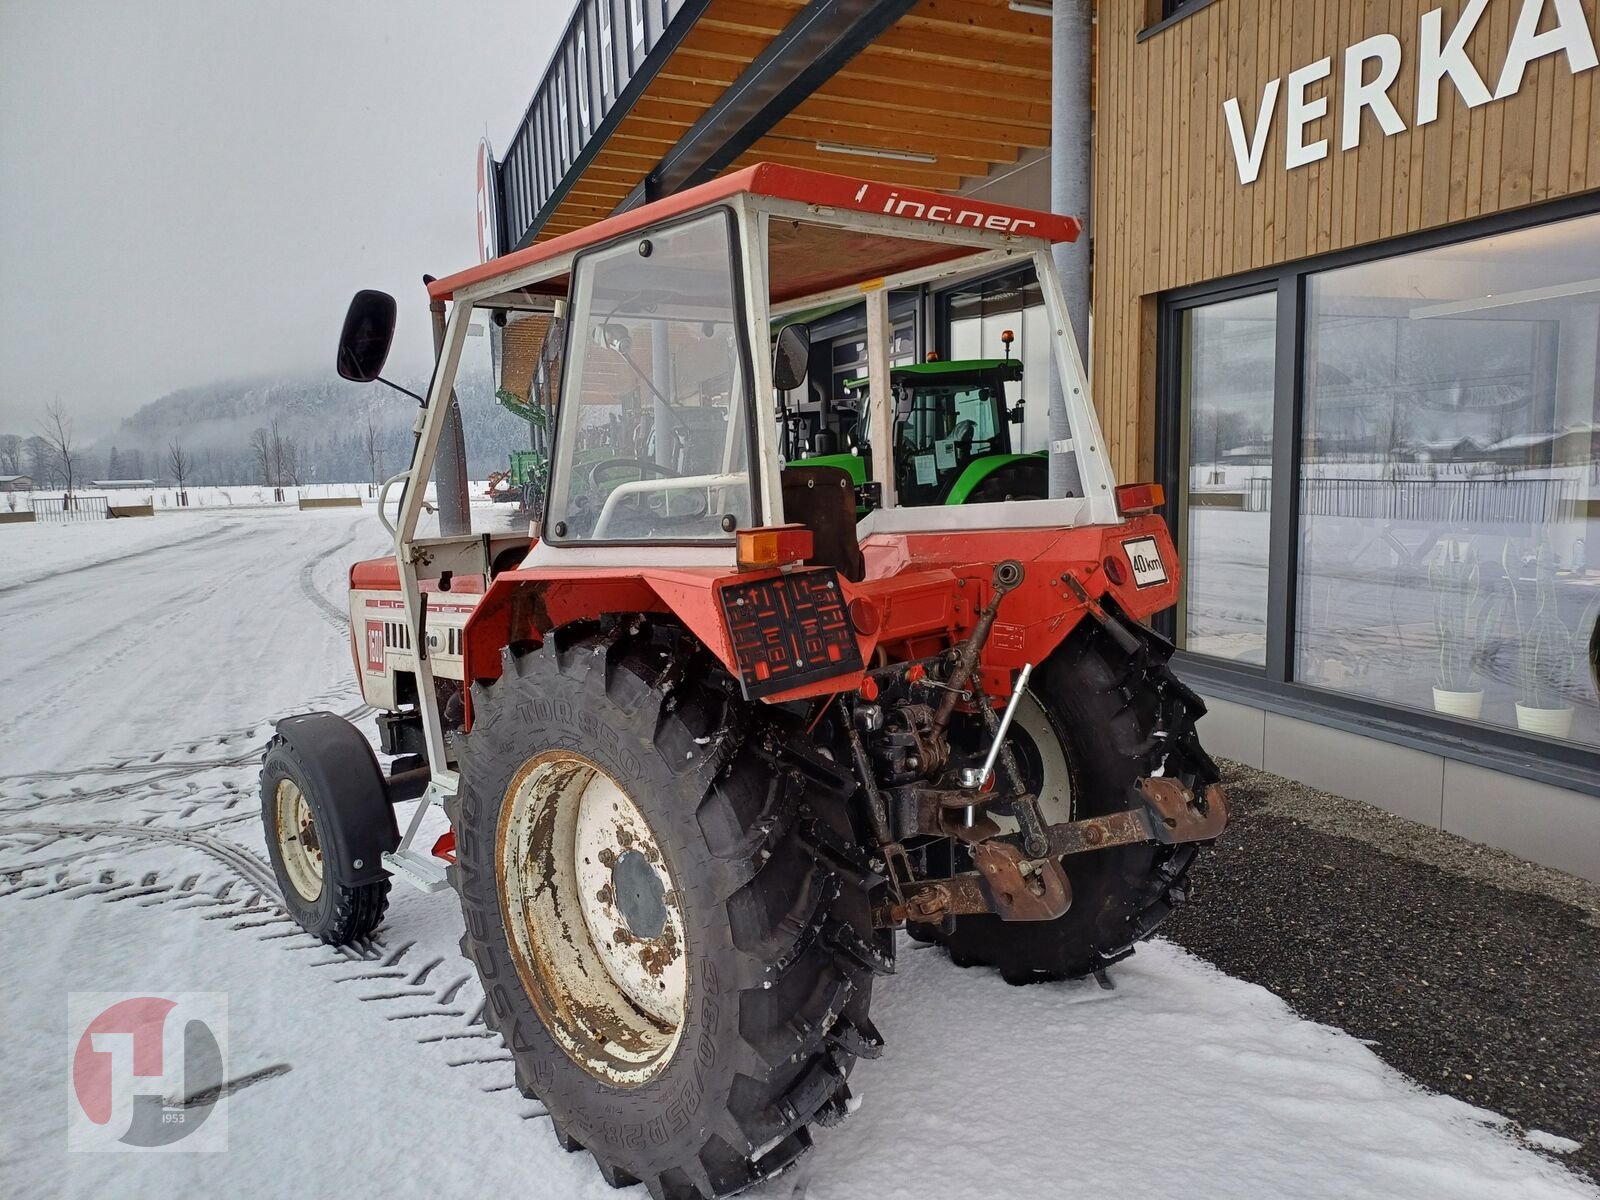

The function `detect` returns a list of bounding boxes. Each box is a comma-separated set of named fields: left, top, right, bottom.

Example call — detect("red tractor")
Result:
left=260, top=164, right=1226, bottom=1199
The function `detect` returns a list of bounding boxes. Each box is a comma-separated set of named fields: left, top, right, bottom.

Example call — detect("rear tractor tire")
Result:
left=259, top=712, right=398, bottom=945
left=453, top=627, right=886, bottom=1200
left=918, top=625, right=1217, bottom=983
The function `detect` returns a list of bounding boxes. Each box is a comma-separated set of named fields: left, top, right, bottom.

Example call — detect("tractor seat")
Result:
left=781, top=465, right=865, bottom=583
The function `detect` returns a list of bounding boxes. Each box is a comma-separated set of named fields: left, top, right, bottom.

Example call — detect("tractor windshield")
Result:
left=544, top=211, right=753, bottom=543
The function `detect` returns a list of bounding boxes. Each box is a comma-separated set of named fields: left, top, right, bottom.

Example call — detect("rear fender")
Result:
left=858, top=515, right=1183, bottom=694
left=461, top=568, right=761, bottom=726
left=944, top=453, right=1046, bottom=505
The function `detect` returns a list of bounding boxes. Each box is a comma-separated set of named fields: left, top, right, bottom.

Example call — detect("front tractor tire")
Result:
left=260, top=713, right=397, bottom=945
left=922, top=626, right=1217, bottom=983
left=453, top=628, right=884, bottom=1200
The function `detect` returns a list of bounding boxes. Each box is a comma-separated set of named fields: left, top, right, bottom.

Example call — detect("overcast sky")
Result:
left=0, top=0, right=563, bottom=433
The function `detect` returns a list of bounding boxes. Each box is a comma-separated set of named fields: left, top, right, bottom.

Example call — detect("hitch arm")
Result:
left=876, top=778, right=1229, bottom=927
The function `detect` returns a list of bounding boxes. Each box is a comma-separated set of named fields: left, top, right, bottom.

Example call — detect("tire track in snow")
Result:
left=298, top=528, right=361, bottom=631
left=2, top=820, right=281, bottom=896
left=0, top=521, right=246, bottom=597
left=0, top=696, right=371, bottom=809
left=0, top=846, right=538, bottom=1110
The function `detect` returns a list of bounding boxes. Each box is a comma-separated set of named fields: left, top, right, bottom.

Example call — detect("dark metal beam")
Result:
left=619, top=0, right=919, bottom=210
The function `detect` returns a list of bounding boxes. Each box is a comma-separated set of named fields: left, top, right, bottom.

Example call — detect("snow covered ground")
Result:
left=0, top=505, right=1593, bottom=1199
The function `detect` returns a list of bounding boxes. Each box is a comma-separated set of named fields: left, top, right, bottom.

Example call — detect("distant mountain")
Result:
left=61, top=367, right=530, bottom=486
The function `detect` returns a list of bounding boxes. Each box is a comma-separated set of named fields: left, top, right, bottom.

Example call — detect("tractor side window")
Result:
left=545, top=212, right=753, bottom=543
left=953, top=384, right=998, bottom=446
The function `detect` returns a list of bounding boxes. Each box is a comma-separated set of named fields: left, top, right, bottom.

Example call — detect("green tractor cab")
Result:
left=795, top=357, right=1046, bottom=508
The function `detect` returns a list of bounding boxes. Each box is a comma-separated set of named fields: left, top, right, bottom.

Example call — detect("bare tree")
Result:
left=38, top=398, right=76, bottom=500
left=363, top=409, right=387, bottom=496
left=0, top=434, right=21, bottom=475
left=168, top=442, right=192, bottom=506
left=269, top=418, right=293, bottom=499
left=249, top=427, right=273, bottom=486
left=281, top=435, right=304, bottom=488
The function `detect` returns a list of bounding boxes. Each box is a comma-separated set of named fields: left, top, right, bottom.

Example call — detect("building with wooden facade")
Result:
left=475, top=0, right=1600, bottom=880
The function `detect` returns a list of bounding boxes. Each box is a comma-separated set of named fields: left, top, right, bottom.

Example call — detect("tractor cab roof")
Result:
left=891, top=358, right=1023, bottom=380
left=427, top=162, right=1080, bottom=307
left=842, top=358, right=1023, bottom=392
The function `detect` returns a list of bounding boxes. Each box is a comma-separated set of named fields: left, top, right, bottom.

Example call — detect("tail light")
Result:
left=1115, top=482, right=1165, bottom=515
left=736, top=525, right=814, bottom=570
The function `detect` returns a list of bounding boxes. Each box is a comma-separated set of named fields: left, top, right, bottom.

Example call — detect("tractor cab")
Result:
left=331, top=163, right=1135, bottom=762
left=836, top=357, right=1045, bottom=507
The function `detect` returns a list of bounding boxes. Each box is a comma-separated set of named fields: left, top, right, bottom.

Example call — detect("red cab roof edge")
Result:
left=427, top=162, right=1081, bottom=301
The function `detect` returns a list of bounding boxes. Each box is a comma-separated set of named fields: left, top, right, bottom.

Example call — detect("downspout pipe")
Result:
left=1048, top=0, right=1092, bottom=499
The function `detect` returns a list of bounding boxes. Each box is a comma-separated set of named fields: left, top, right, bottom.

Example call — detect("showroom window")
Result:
left=1299, top=212, right=1600, bottom=747
left=1173, top=290, right=1277, bottom=665
left=1163, top=200, right=1600, bottom=766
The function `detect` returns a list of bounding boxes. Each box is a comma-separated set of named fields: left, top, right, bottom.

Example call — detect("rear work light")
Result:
left=1115, top=482, right=1165, bottom=515
left=737, top=524, right=814, bottom=570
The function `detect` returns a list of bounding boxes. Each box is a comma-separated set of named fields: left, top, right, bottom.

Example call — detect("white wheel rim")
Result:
left=498, top=750, right=687, bottom=1086
left=991, top=691, right=1073, bottom=833
left=274, top=779, right=324, bottom=902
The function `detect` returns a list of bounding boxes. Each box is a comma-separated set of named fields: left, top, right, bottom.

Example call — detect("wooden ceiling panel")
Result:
left=730, top=144, right=968, bottom=191
left=785, top=92, right=1050, bottom=149
left=538, top=0, right=1051, bottom=242
left=764, top=115, right=1027, bottom=167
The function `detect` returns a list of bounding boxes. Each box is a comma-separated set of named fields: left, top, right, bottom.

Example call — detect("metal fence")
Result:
left=30, top=496, right=109, bottom=524
left=1297, top=476, right=1574, bottom=525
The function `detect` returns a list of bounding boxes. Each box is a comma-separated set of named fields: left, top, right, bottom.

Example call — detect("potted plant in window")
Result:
left=1504, top=541, right=1577, bottom=739
left=1428, top=541, right=1493, bottom=719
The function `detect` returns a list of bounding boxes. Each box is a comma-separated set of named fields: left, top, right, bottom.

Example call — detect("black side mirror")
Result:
left=1009, top=400, right=1025, bottom=425
left=337, top=290, right=397, bottom=382
left=772, top=322, right=810, bottom=392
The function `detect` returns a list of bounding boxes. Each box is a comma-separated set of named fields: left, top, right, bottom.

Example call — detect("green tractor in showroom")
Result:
left=780, top=351, right=1048, bottom=511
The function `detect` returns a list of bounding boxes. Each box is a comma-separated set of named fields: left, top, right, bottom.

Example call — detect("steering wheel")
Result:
left=587, top=458, right=682, bottom=492
left=586, top=457, right=707, bottom=525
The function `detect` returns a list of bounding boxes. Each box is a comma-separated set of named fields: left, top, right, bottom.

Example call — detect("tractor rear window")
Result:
left=544, top=212, right=753, bottom=543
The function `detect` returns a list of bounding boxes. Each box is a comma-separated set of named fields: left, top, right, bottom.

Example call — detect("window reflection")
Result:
left=1297, top=211, right=1600, bottom=746
left=1178, top=291, right=1277, bottom=665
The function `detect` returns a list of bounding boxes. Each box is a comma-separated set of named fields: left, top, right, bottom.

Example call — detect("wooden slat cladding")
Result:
left=1092, top=0, right=1600, bottom=483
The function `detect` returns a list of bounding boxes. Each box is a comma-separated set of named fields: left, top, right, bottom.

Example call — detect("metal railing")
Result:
left=30, top=495, right=109, bottom=523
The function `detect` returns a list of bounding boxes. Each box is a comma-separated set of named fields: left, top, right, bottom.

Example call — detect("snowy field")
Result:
left=0, top=505, right=1593, bottom=1199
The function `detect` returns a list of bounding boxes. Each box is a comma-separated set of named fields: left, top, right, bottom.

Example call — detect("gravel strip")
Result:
left=1163, top=759, right=1600, bottom=1185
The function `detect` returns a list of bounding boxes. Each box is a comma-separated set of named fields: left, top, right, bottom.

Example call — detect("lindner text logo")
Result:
left=67, top=992, right=229, bottom=1151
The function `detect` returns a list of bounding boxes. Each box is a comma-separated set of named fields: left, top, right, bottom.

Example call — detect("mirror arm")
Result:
left=375, top=376, right=426, bottom=405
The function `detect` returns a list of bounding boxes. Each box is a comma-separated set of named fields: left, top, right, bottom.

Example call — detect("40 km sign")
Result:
left=1224, top=0, right=1599, bottom=185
